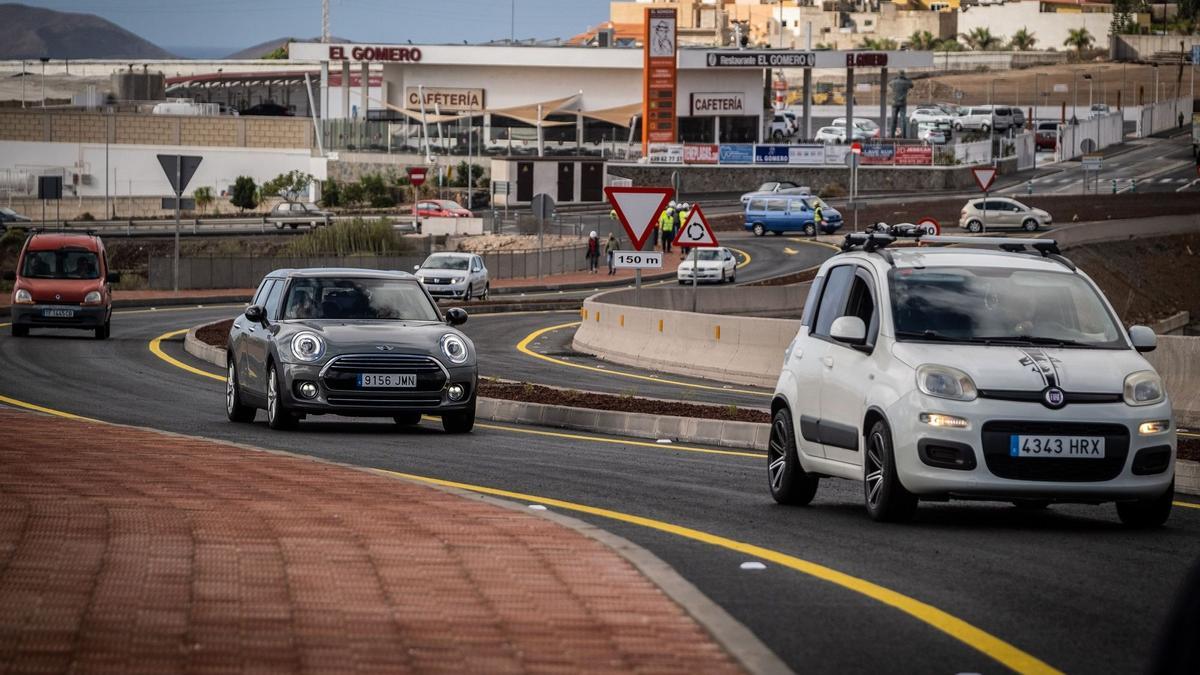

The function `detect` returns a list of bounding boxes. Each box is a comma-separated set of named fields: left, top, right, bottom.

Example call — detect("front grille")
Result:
left=326, top=393, right=443, bottom=408
left=978, top=390, right=1124, bottom=405
left=322, top=353, right=447, bottom=393
left=981, top=421, right=1129, bottom=482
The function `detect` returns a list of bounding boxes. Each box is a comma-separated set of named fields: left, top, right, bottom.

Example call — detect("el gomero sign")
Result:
left=690, top=92, right=744, bottom=116
left=404, top=87, right=485, bottom=112
left=329, top=45, right=422, bottom=62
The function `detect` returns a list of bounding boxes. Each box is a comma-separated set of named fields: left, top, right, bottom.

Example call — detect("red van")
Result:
left=4, top=231, right=119, bottom=339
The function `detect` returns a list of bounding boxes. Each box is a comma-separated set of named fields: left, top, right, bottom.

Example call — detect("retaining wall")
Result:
left=0, top=110, right=313, bottom=149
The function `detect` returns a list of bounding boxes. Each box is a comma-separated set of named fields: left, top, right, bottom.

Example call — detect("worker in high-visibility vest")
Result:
left=659, top=201, right=676, bottom=253
left=676, top=203, right=691, bottom=259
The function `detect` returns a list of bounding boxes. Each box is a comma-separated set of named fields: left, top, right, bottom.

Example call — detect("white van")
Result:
left=954, top=106, right=1013, bottom=133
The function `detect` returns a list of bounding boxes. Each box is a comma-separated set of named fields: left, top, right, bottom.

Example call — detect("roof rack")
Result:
left=839, top=223, right=1072, bottom=269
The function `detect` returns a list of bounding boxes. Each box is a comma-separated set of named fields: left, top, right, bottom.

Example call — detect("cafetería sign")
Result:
left=329, top=45, right=422, bottom=62
left=404, top=87, right=485, bottom=112
left=690, top=92, right=744, bottom=116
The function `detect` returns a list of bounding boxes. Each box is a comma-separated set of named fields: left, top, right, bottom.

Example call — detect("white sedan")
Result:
left=815, top=126, right=846, bottom=144
left=677, top=247, right=737, bottom=284
left=910, top=107, right=955, bottom=126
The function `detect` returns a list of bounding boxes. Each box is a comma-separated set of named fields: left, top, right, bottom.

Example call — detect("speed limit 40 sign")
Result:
left=612, top=250, right=664, bottom=270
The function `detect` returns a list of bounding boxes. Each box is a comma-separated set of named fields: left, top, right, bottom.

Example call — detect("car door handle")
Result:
left=821, top=356, right=834, bottom=368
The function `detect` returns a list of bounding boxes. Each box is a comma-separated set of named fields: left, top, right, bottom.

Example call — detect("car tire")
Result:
left=966, top=220, right=983, bottom=233
left=393, top=412, right=422, bottom=426
left=266, top=363, right=298, bottom=430
left=767, top=409, right=819, bottom=505
left=752, top=223, right=766, bottom=237
left=981, top=123, right=991, bottom=133
left=804, top=223, right=816, bottom=237
left=481, top=283, right=489, bottom=301
left=11, top=325, right=28, bottom=337
left=442, top=397, right=476, bottom=434
left=289, top=223, right=299, bottom=230
left=1116, top=480, right=1173, bottom=528
left=274, top=222, right=285, bottom=230
left=954, top=122, right=964, bottom=132
left=226, top=359, right=256, bottom=423
left=94, top=320, right=110, bottom=340
left=1022, top=218, right=1039, bottom=232
left=720, top=269, right=727, bottom=283
left=863, top=419, right=918, bottom=522
left=464, top=284, right=472, bottom=302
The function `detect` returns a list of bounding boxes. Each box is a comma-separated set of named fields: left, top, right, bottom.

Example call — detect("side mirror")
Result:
left=244, top=304, right=266, bottom=324
left=829, top=316, right=867, bottom=345
left=2, top=271, right=14, bottom=282
left=1128, top=325, right=1157, bottom=353
left=105, top=272, right=121, bottom=284
left=445, top=307, right=468, bottom=326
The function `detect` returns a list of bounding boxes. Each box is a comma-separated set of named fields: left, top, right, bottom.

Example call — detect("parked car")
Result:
left=740, top=181, right=812, bottom=204
left=1010, top=106, right=1026, bottom=129
left=225, top=268, right=477, bottom=432
left=1088, top=104, right=1112, bottom=119
left=959, top=198, right=1052, bottom=232
left=240, top=102, right=293, bottom=117
left=917, top=122, right=950, bottom=145
left=815, top=126, right=847, bottom=144
left=414, top=200, right=472, bottom=218
left=767, top=228, right=1175, bottom=526
left=414, top=252, right=489, bottom=301
left=744, top=195, right=843, bottom=237
left=0, top=207, right=32, bottom=230
left=1035, top=121, right=1059, bottom=150
left=770, top=114, right=793, bottom=141
left=954, top=106, right=1013, bottom=133
left=832, top=117, right=881, bottom=138
left=677, top=246, right=738, bottom=284
left=269, top=202, right=332, bottom=229
left=4, top=231, right=119, bottom=339
left=910, top=107, right=955, bottom=126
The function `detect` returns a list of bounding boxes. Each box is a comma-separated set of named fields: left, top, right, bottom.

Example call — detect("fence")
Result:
left=643, top=140, right=995, bottom=168
left=952, top=140, right=992, bottom=166
left=1137, top=97, right=1192, bottom=138
left=479, top=245, right=591, bottom=280
left=1057, top=112, right=1124, bottom=161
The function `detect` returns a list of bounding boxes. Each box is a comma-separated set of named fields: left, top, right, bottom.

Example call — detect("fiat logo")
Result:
left=1042, top=387, right=1066, bottom=409
left=376, top=345, right=394, bottom=351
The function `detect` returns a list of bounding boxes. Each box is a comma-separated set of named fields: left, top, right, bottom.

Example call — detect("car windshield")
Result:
left=757, top=182, right=780, bottom=191
left=0, top=208, right=16, bottom=216
left=687, top=249, right=725, bottom=262
left=889, top=266, right=1125, bottom=348
left=282, top=277, right=439, bottom=321
left=421, top=255, right=470, bottom=270
left=21, top=249, right=100, bottom=279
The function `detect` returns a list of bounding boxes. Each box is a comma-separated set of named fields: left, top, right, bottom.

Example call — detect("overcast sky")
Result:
left=21, top=0, right=612, bottom=56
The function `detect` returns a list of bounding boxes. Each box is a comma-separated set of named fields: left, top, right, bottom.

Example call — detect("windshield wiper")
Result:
left=894, top=330, right=996, bottom=345
left=974, top=335, right=1088, bottom=348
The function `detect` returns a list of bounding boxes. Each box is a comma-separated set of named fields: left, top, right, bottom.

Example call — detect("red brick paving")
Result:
left=0, top=409, right=741, bottom=674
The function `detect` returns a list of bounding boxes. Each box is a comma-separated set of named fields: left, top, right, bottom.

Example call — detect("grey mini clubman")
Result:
left=226, top=268, right=477, bottom=432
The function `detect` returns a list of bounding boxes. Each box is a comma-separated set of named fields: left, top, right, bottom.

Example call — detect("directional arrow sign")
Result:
left=604, top=186, right=673, bottom=251
left=673, top=204, right=719, bottom=248
left=157, top=154, right=203, bottom=196
left=971, top=166, right=998, bottom=192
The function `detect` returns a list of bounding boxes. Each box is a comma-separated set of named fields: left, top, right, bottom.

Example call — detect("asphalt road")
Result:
left=1000, top=134, right=1197, bottom=196
left=3, top=303, right=1200, bottom=674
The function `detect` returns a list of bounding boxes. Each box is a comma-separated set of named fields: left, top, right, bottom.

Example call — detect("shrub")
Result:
left=76, top=212, right=95, bottom=221
left=320, top=179, right=341, bottom=208
left=231, top=176, right=258, bottom=212
left=283, top=218, right=414, bottom=257
left=340, top=182, right=365, bottom=207
left=818, top=182, right=847, bottom=199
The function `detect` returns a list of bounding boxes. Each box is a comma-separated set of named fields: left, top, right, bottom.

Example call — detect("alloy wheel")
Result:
left=768, top=418, right=789, bottom=492
left=267, top=367, right=278, bottom=423
left=865, top=432, right=885, bottom=509
left=226, top=363, right=236, bottom=416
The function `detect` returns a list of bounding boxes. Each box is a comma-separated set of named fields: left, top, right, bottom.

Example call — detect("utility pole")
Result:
left=321, top=0, right=330, bottom=43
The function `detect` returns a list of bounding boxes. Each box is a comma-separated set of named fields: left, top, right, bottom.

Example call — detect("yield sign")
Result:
left=604, top=186, right=673, bottom=251
left=157, top=154, right=203, bottom=196
left=972, top=166, right=998, bottom=192
left=673, top=205, right=719, bottom=248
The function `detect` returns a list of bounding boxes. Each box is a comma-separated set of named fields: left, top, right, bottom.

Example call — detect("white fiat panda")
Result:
left=768, top=228, right=1175, bottom=526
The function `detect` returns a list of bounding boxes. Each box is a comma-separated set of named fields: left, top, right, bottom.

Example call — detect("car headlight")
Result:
left=1123, top=370, right=1164, bottom=407
left=290, top=331, right=326, bottom=363
left=14, top=289, right=33, bottom=304
left=451, top=277, right=465, bottom=284
left=84, top=291, right=102, bottom=304
left=440, top=334, right=469, bottom=364
left=916, top=364, right=978, bottom=402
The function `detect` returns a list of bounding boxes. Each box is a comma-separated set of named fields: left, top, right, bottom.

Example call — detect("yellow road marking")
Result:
left=783, top=247, right=798, bottom=255
left=517, top=321, right=769, bottom=398
left=149, top=328, right=225, bottom=382
left=378, top=469, right=1064, bottom=675
left=0, top=394, right=101, bottom=422
left=728, top=246, right=752, bottom=269
left=784, top=236, right=843, bottom=252
left=1176, top=501, right=1200, bottom=510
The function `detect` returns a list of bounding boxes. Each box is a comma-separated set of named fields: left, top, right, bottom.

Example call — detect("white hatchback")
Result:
left=677, top=247, right=737, bottom=284
left=768, top=230, right=1175, bottom=526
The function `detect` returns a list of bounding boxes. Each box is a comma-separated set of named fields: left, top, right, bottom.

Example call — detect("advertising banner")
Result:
left=860, top=143, right=896, bottom=165
left=894, top=145, right=933, bottom=166
left=642, top=7, right=678, bottom=153
left=754, top=145, right=790, bottom=164
left=683, top=144, right=720, bottom=164
left=824, top=144, right=851, bottom=166
left=788, top=144, right=824, bottom=165
left=648, top=144, right=684, bottom=164
left=719, top=144, right=754, bottom=164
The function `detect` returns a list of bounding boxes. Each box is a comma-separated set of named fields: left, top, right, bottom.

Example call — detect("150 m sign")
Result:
left=612, top=251, right=664, bottom=269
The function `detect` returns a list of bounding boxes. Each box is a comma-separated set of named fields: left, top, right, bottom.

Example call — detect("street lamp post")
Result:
left=39, top=57, right=49, bottom=108
left=1083, top=73, right=1093, bottom=110
left=1072, top=71, right=1078, bottom=121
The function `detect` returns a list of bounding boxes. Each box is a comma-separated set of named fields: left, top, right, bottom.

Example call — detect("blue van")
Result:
left=743, top=195, right=843, bottom=236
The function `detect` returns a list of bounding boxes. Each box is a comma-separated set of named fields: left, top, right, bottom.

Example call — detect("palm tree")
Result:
left=1063, top=28, right=1094, bottom=56
left=961, top=27, right=1001, bottom=51
left=861, top=37, right=898, bottom=50
left=1009, top=27, right=1037, bottom=51
left=909, top=30, right=937, bottom=51
left=934, top=38, right=964, bottom=52
left=193, top=186, right=214, bottom=215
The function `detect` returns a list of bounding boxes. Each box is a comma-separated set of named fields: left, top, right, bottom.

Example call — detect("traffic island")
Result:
left=0, top=407, right=752, bottom=674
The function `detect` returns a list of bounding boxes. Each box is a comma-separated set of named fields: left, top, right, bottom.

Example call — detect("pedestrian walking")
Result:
left=586, top=230, right=601, bottom=274
left=661, top=201, right=676, bottom=253
left=605, top=232, right=619, bottom=275
left=812, top=200, right=825, bottom=238
left=677, top=203, right=690, bottom=259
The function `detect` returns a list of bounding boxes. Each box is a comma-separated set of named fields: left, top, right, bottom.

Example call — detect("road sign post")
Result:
left=850, top=142, right=863, bottom=232
left=604, top=186, right=674, bottom=305
left=531, top=193, right=555, bottom=280
left=971, top=166, right=998, bottom=234
left=672, top=205, right=719, bottom=312
left=157, top=154, right=202, bottom=293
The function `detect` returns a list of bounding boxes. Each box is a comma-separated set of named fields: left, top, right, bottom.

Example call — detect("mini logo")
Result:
left=376, top=345, right=394, bottom=351
left=1042, top=387, right=1066, bottom=409
left=55, top=294, right=61, bottom=300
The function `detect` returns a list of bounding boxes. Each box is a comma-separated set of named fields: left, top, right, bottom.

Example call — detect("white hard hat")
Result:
left=681, top=203, right=690, bottom=209
left=589, top=230, right=597, bottom=238
left=669, top=200, right=677, bottom=208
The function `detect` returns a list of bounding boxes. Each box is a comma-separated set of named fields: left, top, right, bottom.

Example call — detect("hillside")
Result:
left=0, top=3, right=175, bottom=59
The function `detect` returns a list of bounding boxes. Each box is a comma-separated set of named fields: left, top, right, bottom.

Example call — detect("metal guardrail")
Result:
left=16, top=214, right=420, bottom=237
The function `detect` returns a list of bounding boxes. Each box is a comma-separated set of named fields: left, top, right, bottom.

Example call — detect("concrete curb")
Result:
left=182, top=320, right=770, bottom=452
left=1177, top=459, right=1200, bottom=498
